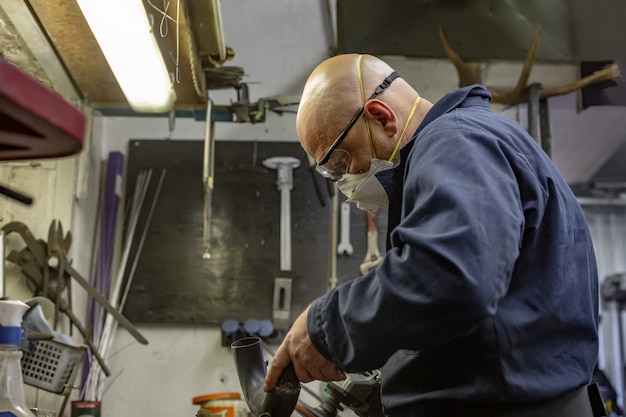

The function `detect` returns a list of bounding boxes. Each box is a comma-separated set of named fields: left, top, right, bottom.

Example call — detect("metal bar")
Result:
left=119, top=170, right=166, bottom=311
left=280, top=187, right=292, bottom=271
left=527, top=83, right=542, bottom=144
left=202, top=98, right=215, bottom=259
left=272, top=278, right=292, bottom=330
left=0, top=183, right=33, bottom=205
left=577, top=197, right=626, bottom=207
left=611, top=300, right=625, bottom=409
left=539, top=97, right=552, bottom=158
left=0, top=230, right=4, bottom=299
left=329, top=183, right=339, bottom=290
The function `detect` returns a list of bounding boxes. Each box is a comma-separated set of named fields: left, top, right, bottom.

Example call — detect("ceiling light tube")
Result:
left=76, top=0, right=176, bottom=112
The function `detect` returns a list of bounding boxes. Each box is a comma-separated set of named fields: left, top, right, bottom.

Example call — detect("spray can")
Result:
left=0, top=299, right=36, bottom=417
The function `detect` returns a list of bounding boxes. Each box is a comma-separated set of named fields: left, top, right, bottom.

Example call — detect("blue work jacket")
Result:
left=307, top=85, right=599, bottom=416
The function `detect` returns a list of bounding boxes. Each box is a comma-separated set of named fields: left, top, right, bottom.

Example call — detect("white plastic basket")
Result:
left=21, top=339, right=86, bottom=394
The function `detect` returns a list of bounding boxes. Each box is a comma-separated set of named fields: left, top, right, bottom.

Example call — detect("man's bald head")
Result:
left=296, top=54, right=397, bottom=160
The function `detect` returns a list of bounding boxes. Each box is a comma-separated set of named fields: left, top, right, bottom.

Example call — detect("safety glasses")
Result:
left=316, top=71, right=401, bottom=181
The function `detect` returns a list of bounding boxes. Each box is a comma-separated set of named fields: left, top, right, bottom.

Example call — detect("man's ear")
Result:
left=364, top=99, right=398, bottom=137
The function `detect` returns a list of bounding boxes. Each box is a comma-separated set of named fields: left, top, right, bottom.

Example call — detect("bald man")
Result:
left=264, top=54, right=600, bottom=417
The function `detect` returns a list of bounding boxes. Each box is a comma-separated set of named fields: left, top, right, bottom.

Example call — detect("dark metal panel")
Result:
left=568, top=0, right=626, bottom=62
left=123, top=140, right=328, bottom=325
left=122, top=140, right=386, bottom=325
left=337, top=0, right=573, bottom=61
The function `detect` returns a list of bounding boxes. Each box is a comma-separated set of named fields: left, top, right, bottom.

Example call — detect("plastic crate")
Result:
left=21, top=339, right=86, bottom=394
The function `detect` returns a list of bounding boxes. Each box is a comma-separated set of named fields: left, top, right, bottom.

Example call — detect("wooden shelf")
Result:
left=0, top=58, right=84, bottom=162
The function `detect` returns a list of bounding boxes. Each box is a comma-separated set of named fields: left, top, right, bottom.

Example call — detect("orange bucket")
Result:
left=192, top=392, right=248, bottom=417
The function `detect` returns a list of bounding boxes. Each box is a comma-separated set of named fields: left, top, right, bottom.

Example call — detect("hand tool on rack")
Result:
left=359, top=211, right=383, bottom=274
left=13, top=257, right=110, bottom=376
left=47, top=220, right=75, bottom=335
left=2, top=220, right=148, bottom=370
left=1, top=221, right=47, bottom=272
left=337, top=202, right=354, bottom=256
left=46, top=220, right=63, bottom=329
left=262, top=156, right=301, bottom=271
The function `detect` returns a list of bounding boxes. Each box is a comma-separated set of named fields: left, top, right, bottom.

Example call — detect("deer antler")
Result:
left=539, top=62, right=622, bottom=99
left=439, top=24, right=622, bottom=105
left=508, top=24, right=542, bottom=103
left=438, top=25, right=482, bottom=86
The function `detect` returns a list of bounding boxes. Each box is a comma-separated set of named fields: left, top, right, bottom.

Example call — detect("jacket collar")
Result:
left=376, top=84, right=492, bottom=190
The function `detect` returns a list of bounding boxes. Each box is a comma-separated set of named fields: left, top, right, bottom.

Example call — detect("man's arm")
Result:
left=263, top=306, right=346, bottom=392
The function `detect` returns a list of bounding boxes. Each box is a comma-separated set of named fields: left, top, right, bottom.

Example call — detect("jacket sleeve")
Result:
left=307, top=118, right=529, bottom=372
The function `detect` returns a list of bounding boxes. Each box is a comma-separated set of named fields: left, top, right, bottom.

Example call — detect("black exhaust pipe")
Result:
left=232, top=336, right=301, bottom=417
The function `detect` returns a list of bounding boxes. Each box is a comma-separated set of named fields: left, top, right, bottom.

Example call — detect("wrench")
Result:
left=359, top=211, right=383, bottom=274
left=337, top=202, right=353, bottom=255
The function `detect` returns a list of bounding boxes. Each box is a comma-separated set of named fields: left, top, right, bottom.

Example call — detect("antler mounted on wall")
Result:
left=438, top=24, right=622, bottom=106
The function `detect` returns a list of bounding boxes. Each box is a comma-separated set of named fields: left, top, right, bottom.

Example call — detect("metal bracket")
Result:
left=272, top=278, right=292, bottom=330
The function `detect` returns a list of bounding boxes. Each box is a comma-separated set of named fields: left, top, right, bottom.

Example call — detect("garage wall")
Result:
left=583, top=204, right=626, bottom=407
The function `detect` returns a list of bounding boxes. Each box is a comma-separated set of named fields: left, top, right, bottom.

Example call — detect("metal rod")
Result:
left=577, top=197, right=626, bottom=207
left=539, top=97, right=551, bottom=157
left=611, top=300, right=625, bottom=409
left=280, top=187, right=291, bottom=271
left=0, top=230, right=5, bottom=298
left=120, top=170, right=166, bottom=311
left=328, top=183, right=339, bottom=290
left=203, top=98, right=215, bottom=259
left=0, top=183, right=33, bottom=205
left=527, top=83, right=542, bottom=144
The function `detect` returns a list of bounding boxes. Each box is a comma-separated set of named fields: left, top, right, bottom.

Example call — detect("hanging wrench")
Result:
left=359, top=211, right=383, bottom=274
left=337, top=202, right=353, bottom=256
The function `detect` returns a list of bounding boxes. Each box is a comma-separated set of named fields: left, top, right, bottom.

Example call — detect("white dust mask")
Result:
left=336, top=171, right=368, bottom=199
left=341, top=159, right=394, bottom=212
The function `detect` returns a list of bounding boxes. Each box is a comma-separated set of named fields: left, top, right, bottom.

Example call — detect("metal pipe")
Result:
left=611, top=300, right=625, bottom=409
left=328, top=184, right=338, bottom=290
left=203, top=98, right=215, bottom=259
left=527, top=83, right=541, bottom=143
left=232, top=337, right=300, bottom=417
left=0, top=230, right=5, bottom=298
left=539, top=98, right=551, bottom=157
left=577, top=197, right=626, bottom=207
left=280, top=186, right=292, bottom=271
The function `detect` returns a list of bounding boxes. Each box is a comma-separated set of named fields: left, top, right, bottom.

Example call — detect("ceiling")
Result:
left=336, top=0, right=626, bottom=194
left=337, top=0, right=626, bottom=106
left=0, top=0, right=238, bottom=112
left=2, top=0, right=623, bottom=111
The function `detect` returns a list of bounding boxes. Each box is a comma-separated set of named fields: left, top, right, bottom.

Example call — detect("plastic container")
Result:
left=21, top=339, right=85, bottom=394
left=0, top=300, right=36, bottom=417
left=192, top=392, right=250, bottom=417
left=71, top=401, right=100, bottom=417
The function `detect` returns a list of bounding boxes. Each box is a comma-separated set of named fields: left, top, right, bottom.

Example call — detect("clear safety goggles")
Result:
left=315, top=71, right=401, bottom=181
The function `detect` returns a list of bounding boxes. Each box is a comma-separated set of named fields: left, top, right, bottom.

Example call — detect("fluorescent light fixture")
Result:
left=76, top=0, right=176, bottom=112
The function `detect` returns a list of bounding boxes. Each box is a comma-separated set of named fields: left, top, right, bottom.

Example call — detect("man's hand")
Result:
left=263, top=306, right=346, bottom=392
